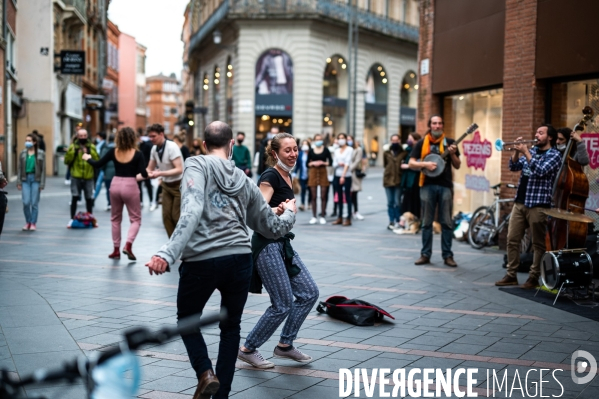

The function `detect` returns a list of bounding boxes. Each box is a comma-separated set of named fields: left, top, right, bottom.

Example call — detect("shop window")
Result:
left=445, top=89, right=503, bottom=215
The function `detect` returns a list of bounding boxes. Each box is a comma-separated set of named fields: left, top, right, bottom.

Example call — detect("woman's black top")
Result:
left=259, top=167, right=294, bottom=207
left=87, top=148, right=148, bottom=178
left=180, top=145, right=191, bottom=160
left=307, top=147, right=333, bottom=167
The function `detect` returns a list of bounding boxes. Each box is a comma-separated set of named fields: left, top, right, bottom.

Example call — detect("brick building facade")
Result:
left=417, top=0, right=599, bottom=234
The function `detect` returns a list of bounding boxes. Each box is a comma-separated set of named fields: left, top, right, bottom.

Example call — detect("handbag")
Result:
left=316, top=296, right=395, bottom=326
left=355, top=169, right=366, bottom=178
left=292, top=177, right=301, bottom=195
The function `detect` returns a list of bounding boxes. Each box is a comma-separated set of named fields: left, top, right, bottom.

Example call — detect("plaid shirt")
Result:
left=509, top=147, right=561, bottom=208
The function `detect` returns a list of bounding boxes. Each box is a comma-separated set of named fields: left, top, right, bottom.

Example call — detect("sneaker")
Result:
left=67, top=219, right=74, bottom=229
left=22, top=223, right=30, bottom=231
left=105, top=205, right=111, bottom=211
left=309, top=217, right=317, bottom=224
left=29, top=224, right=37, bottom=231
left=64, top=179, right=71, bottom=185
left=273, top=346, right=312, bottom=363
left=319, top=217, right=326, bottom=225
left=387, top=223, right=396, bottom=230
left=354, top=212, right=365, bottom=220
left=150, top=203, right=157, bottom=212
left=237, top=348, right=275, bottom=369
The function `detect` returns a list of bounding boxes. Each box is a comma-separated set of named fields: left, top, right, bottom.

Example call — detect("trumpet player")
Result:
left=556, top=127, right=590, bottom=166
left=495, top=124, right=561, bottom=289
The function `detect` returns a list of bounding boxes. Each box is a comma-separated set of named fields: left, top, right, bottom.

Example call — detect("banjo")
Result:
left=422, top=123, right=478, bottom=177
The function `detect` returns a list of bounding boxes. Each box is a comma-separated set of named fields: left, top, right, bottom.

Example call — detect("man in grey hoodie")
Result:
left=146, top=121, right=297, bottom=399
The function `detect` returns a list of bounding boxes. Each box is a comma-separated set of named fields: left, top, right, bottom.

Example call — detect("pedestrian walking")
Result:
left=64, top=129, right=99, bottom=224
left=173, top=133, right=191, bottom=161
left=399, top=132, right=422, bottom=219
left=17, top=134, right=46, bottom=231
left=239, top=132, right=319, bottom=369
left=332, top=133, right=354, bottom=226
left=409, top=115, right=460, bottom=267
left=83, top=127, right=148, bottom=260
left=94, top=134, right=115, bottom=211
left=383, top=134, right=408, bottom=230
left=307, top=133, right=332, bottom=224
left=146, top=121, right=297, bottom=399
left=146, top=124, right=184, bottom=238
left=0, top=162, right=8, bottom=239
left=369, top=135, right=379, bottom=166
left=138, top=131, right=155, bottom=210
left=349, top=136, right=365, bottom=220
left=294, top=139, right=310, bottom=211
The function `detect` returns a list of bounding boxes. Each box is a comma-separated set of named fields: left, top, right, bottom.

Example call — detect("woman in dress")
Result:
left=238, top=132, right=319, bottom=369
left=306, top=133, right=333, bottom=224
left=83, top=127, right=148, bottom=260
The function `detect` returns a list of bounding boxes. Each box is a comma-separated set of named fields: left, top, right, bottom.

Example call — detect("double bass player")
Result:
left=495, top=125, right=562, bottom=289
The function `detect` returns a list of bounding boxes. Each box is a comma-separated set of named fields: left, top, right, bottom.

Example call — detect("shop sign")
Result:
left=582, top=133, right=599, bottom=169
left=65, top=82, right=83, bottom=119
left=400, top=107, right=416, bottom=126
left=255, top=94, right=293, bottom=116
left=465, top=174, right=490, bottom=192
left=462, top=131, right=492, bottom=170
left=59, top=51, right=85, bottom=75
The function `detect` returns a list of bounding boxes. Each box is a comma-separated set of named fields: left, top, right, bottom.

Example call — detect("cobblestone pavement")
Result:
left=1, top=172, right=598, bottom=398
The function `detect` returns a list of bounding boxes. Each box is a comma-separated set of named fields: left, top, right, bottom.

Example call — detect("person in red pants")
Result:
left=83, top=127, right=148, bottom=260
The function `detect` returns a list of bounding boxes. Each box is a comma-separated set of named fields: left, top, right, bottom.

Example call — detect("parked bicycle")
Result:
left=0, top=312, right=223, bottom=399
left=468, top=183, right=531, bottom=252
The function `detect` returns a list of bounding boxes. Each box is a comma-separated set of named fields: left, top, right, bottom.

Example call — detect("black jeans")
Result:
left=177, top=253, right=253, bottom=399
left=0, top=192, right=7, bottom=238
left=138, top=179, right=153, bottom=204
left=333, top=176, right=353, bottom=218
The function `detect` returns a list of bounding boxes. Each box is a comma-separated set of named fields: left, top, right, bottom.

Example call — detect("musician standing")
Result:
left=408, top=115, right=460, bottom=267
left=495, top=124, right=561, bottom=289
left=556, top=127, right=590, bottom=166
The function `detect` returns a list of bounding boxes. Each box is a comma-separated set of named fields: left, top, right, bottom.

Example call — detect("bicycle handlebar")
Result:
left=0, top=312, right=225, bottom=399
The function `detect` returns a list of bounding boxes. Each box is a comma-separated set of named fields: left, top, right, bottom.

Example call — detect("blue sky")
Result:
left=108, top=0, right=189, bottom=79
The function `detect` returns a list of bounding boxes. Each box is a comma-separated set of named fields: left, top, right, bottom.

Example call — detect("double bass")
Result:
left=548, top=106, right=593, bottom=250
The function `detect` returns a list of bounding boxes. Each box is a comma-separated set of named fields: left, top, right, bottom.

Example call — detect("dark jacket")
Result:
left=383, top=148, right=407, bottom=187
left=17, top=149, right=46, bottom=189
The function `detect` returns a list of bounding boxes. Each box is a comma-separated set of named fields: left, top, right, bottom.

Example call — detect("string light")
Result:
left=326, top=58, right=331, bottom=63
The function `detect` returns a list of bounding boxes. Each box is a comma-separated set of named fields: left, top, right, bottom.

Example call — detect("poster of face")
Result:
left=255, top=49, right=293, bottom=95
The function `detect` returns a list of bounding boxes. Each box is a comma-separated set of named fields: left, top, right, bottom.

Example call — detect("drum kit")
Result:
left=538, top=209, right=595, bottom=305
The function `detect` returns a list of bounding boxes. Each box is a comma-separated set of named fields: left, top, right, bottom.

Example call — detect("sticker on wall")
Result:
left=462, top=131, right=492, bottom=171
left=582, top=133, right=599, bottom=169
left=465, top=174, right=490, bottom=192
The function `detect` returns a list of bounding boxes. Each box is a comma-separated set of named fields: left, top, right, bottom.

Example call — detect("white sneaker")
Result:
left=150, top=203, right=157, bottom=211
left=309, top=217, right=317, bottom=224
left=319, top=217, right=326, bottom=225
left=67, top=219, right=73, bottom=229
left=237, top=348, right=275, bottom=369
left=64, top=179, right=71, bottom=185
left=354, top=212, right=365, bottom=220
left=105, top=205, right=111, bottom=211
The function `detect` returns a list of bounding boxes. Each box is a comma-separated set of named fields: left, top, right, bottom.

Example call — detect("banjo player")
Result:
left=408, top=115, right=461, bottom=267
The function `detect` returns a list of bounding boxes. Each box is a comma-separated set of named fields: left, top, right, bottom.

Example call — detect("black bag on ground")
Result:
left=316, top=296, right=395, bottom=326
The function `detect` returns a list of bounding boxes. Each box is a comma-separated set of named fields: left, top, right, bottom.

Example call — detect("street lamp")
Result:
left=213, top=30, right=222, bottom=45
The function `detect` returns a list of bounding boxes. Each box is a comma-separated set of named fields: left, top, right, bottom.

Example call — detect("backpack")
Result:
left=316, top=296, right=395, bottom=326
left=68, top=212, right=98, bottom=229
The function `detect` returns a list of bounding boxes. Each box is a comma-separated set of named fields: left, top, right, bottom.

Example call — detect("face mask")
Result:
left=347, top=140, right=353, bottom=147
left=407, top=139, right=414, bottom=147
left=431, top=130, right=443, bottom=139
left=557, top=144, right=566, bottom=151
left=338, top=139, right=347, bottom=146
left=314, top=140, right=323, bottom=147
left=193, top=145, right=200, bottom=149
left=25, top=142, right=34, bottom=149
left=301, top=145, right=309, bottom=152
left=276, top=154, right=295, bottom=173
left=79, top=138, right=88, bottom=145
left=391, top=143, right=400, bottom=151
left=237, top=139, right=244, bottom=145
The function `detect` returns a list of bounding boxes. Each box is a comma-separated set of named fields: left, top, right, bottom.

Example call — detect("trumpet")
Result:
left=494, top=138, right=538, bottom=152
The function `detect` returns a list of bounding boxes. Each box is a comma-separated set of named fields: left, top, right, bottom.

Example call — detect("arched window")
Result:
left=401, top=71, right=418, bottom=108
left=323, top=55, right=349, bottom=133
left=365, top=63, right=388, bottom=104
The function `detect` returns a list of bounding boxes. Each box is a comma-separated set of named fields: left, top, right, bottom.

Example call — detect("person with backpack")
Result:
left=17, top=133, right=46, bottom=231
left=64, top=128, right=99, bottom=225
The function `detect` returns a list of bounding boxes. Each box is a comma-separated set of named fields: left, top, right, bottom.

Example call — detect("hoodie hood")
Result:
left=190, top=155, right=247, bottom=196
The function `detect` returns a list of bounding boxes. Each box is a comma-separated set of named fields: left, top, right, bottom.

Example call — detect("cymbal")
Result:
left=542, top=208, right=595, bottom=223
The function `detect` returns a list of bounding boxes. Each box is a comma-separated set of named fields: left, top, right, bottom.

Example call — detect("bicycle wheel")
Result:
left=468, top=206, right=495, bottom=249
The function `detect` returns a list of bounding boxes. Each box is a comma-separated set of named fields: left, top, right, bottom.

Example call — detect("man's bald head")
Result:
left=204, top=121, right=233, bottom=151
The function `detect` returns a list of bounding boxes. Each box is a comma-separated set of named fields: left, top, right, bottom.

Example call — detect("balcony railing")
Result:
left=63, top=0, right=86, bottom=17
left=189, top=0, right=418, bottom=56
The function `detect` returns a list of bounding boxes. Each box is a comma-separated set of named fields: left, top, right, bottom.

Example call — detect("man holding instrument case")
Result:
left=408, top=115, right=461, bottom=267
left=495, top=124, right=561, bottom=289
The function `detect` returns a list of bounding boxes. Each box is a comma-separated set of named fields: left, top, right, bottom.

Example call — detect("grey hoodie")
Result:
left=156, top=155, right=296, bottom=266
